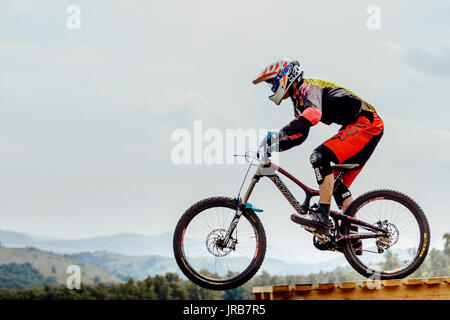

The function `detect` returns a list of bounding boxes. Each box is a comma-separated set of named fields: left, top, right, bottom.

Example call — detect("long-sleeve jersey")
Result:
left=279, top=78, right=377, bottom=151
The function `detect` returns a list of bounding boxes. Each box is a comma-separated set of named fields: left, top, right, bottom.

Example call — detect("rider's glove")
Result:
left=265, top=129, right=286, bottom=153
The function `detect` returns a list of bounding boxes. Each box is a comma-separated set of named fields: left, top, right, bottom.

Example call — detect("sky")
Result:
left=0, top=0, right=449, bottom=263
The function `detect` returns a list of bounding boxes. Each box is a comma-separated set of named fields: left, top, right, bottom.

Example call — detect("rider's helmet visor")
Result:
left=266, top=79, right=279, bottom=93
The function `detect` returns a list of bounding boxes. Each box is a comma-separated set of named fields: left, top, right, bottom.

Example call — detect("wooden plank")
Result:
left=253, top=292, right=262, bottom=300
left=272, top=285, right=290, bottom=292
left=293, top=284, right=314, bottom=291
left=424, top=278, right=443, bottom=285
left=252, top=286, right=273, bottom=293
left=338, top=281, right=358, bottom=289
left=317, top=283, right=336, bottom=290
left=253, top=277, right=450, bottom=300
left=382, top=279, right=402, bottom=287
left=404, top=278, right=424, bottom=286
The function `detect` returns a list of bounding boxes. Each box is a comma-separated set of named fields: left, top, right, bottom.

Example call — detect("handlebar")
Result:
left=236, top=136, right=279, bottom=165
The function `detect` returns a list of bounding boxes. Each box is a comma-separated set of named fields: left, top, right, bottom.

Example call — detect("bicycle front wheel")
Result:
left=342, top=189, right=430, bottom=280
left=173, top=197, right=266, bottom=290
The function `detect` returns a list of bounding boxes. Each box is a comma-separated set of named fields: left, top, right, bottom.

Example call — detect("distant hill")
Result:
left=72, top=251, right=180, bottom=280
left=0, top=263, right=58, bottom=289
left=0, top=246, right=124, bottom=287
left=0, top=230, right=173, bottom=256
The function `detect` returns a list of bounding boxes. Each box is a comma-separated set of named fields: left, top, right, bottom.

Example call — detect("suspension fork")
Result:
left=221, top=161, right=267, bottom=246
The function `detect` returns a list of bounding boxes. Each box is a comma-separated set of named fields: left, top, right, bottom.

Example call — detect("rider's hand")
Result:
left=265, top=129, right=286, bottom=153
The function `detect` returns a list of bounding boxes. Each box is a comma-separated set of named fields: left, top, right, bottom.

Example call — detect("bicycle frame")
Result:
left=221, top=153, right=388, bottom=247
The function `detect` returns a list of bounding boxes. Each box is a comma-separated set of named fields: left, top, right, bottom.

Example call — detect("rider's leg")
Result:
left=342, top=196, right=353, bottom=212
left=290, top=145, right=336, bottom=231
left=319, top=173, right=334, bottom=205
left=308, top=147, right=337, bottom=231
left=311, top=145, right=339, bottom=215
left=333, top=180, right=354, bottom=212
left=316, top=173, right=334, bottom=223
left=337, top=168, right=362, bottom=212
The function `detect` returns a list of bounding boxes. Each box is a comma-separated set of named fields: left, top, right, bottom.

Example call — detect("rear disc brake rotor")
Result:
left=376, top=221, right=400, bottom=250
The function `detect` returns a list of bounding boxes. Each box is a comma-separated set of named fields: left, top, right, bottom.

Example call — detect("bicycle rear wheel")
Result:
left=173, top=197, right=266, bottom=290
left=342, top=189, right=430, bottom=280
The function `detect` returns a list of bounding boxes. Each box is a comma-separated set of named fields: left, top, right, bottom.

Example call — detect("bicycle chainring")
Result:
left=313, top=235, right=334, bottom=251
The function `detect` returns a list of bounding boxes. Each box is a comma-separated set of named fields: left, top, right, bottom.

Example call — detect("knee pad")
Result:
left=333, top=183, right=352, bottom=209
left=310, top=147, right=332, bottom=185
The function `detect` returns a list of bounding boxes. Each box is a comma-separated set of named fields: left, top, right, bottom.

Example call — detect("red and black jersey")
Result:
left=280, top=78, right=377, bottom=151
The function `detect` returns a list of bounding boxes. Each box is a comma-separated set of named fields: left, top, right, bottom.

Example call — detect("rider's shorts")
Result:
left=322, top=112, right=384, bottom=187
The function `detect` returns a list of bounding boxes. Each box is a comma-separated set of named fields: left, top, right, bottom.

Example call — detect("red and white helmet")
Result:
left=253, top=59, right=302, bottom=105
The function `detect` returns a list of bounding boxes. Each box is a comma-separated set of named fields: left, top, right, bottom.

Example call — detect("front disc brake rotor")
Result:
left=206, top=229, right=233, bottom=257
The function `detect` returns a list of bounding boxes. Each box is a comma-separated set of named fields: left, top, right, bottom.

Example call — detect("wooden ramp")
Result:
left=252, top=277, right=450, bottom=300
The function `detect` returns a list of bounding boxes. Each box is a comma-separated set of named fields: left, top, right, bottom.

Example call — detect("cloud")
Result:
left=383, top=117, right=450, bottom=165
left=384, top=40, right=402, bottom=53
left=403, top=46, right=450, bottom=77
left=11, top=0, right=36, bottom=14
left=162, top=87, right=235, bottom=119
left=0, top=42, right=194, bottom=76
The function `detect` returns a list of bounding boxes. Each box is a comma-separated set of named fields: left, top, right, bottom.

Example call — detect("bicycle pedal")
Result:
left=304, top=226, right=331, bottom=241
left=303, top=226, right=317, bottom=233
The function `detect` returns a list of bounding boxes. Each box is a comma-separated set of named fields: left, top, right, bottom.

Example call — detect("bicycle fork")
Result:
left=221, top=160, right=267, bottom=248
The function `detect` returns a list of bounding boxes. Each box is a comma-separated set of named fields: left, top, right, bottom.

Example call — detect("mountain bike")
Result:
left=173, top=140, right=430, bottom=290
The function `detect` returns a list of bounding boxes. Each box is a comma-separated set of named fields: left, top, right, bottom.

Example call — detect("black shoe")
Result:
left=291, top=210, right=332, bottom=235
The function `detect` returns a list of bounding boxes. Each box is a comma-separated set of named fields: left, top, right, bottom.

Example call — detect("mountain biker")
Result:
left=253, top=59, right=384, bottom=237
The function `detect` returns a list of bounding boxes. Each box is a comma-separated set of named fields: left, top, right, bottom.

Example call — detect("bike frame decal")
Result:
left=336, top=233, right=384, bottom=241
left=181, top=228, right=186, bottom=244
left=385, top=268, right=402, bottom=274
left=419, top=233, right=427, bottom=257
left=267, top=175, right=305, bottom=214
left=253, top=242, right=259, bottom=259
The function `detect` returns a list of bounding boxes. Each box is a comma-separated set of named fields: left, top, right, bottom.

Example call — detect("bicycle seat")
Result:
left=331, top=163, right=360, bottom=172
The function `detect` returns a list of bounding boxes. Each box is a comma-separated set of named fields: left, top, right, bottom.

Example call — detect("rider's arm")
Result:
left=283, top=108, right=321, bottom=136
left=279, top=83, right=323, bottom=151
left=279, top=129, right=309, bottom=151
